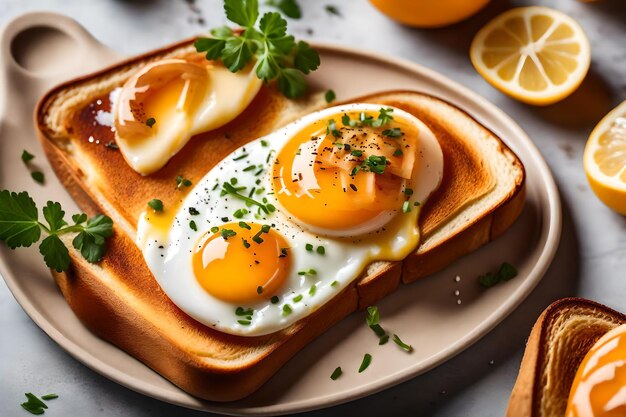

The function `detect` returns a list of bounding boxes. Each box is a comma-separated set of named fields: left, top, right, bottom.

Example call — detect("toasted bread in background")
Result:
left=507, top=298, right=626, bottom=417
left=35, top=39, right=525, bottom=401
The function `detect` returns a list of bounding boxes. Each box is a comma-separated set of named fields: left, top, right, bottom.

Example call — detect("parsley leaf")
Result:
left=21, top=393, right=48, bottom=415
left=22, top=150, right=35, bottom=163
left=294, top=41, right=320, bottom=74
left=267, top=0, right=302, bottom=19
left=40, top=235, right=69, bottom=273
left=0, top=189, right=114, bottom=271
left=277, top=68, right=307, bottom=99
left=43, top=202, right=67, bottom=232
left=0, top=190, right=41, bottom=248
left=479, top=262, right=519, bottom=288
left=195, top=0, right=320, bottom=98
left=225, top=0, right=259, bottom=27
left=31, top=172, right=45, bottom=184
left=221, top=36, right=254, bottom=72
left=72, top=215, right=114, bottom=263
left=325, top=89, right=336, bottom=103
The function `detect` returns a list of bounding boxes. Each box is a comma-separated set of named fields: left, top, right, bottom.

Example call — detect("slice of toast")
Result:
left=35, top=39, right=525, bottom=401
left=507, top=298, right=626, bottom=417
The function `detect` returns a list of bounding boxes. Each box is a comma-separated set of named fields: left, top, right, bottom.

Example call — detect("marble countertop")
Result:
left=1, top=0, right=625, bottom=416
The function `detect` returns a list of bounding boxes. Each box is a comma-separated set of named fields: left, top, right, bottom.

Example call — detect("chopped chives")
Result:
left=282, top=304, right=292, bottom=316
left=392, top=334, right=413, bottom=352
left=330, top=366, right=342, bottom=380
left=358, top=353, right=372, bottom=373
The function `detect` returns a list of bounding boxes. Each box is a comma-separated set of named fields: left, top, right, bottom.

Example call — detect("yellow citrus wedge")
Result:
left=470, top=7, right=591, bottom=105
left=584, top=101, right=626, bottom=215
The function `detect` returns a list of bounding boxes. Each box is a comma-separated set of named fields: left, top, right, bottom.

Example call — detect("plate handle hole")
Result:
left=10, top=26, right=79, bottom=75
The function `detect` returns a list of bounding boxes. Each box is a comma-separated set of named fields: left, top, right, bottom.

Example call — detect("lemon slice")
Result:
left=470, top=7, right=590, bottom=105
left=584, top=101, right=626, bottom=215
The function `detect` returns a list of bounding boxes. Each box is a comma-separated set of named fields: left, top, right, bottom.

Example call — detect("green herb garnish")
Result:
left=234, top=208, right=248, bottom=218
left=479, top=262, right=518, bottom=288
left=147, top=199, right=163, bottom=212
left=297, top=268, right=317, bottom=276
left=305, top=243, right=313, bottom=251
left=379, top=334, right=389, bottom=345
left=271, top=295, right=280, bottom=304
left=358, top=353, right=372, bottom=373
left=325, top=5, right=340, bottom=16
left=222, top=182, right=271, bottom=214
left=239, top=221, right=252, bottom=230
left=330, top=366, right=342, bottom=380
left=266, top=0, right=302, bottom=19
left=365, top=306, right=387, bottom=339
left=146, top=117, right=156, bottom=128
left=402, top=201, right=411, bottom=213
left=194, top=0, right=320, bottom=98
left=236, top=306, right=254, bottom=316
left=20, top=393, right=48, bottom=415
left=309, top=284, right=317, bottom=296
left=221, top=228, right=237, bottom=239
left=358, top=155, right=388, bottom=175
left=22, top=150, right=35, bottom=163
left=293, top=294, right=303, bottom=302
left=40, top=394, right=58, bottom=401
left=392, top=334, right=413, bottom=352
left=282, top=304, right=292, bottom=316
left=316, top=245, right=325, bottom=255
left=382, top=128, right=403, bottom=138
left=0, top=191, right=113, bottom=273
left=189, top=220, right=197, bottom=231
left=325, top=89, right=336, bottom=103
left=31, top=172, right=45, bottom=184
left=176, top=176, right=192, bottom=189
left=327, top=119, right=341, bottom=138
left=393, top=148, right=403, bottom=157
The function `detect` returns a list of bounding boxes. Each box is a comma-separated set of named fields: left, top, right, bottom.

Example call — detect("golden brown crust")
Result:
left=35, top=39, right=526, bottom=401
left=506, top=298, right=626, bottom=417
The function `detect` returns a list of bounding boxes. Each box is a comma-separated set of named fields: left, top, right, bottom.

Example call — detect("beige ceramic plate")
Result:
left=0, top=12, right=561, bottom=416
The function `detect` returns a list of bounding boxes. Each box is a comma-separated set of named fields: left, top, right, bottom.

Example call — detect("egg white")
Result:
left=137, top=104, right=443, bottom=336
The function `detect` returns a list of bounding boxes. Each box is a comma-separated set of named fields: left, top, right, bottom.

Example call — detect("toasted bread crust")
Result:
left=506, top=298, right=626, bottom=417
left=35, top=39, right=526, bottom=401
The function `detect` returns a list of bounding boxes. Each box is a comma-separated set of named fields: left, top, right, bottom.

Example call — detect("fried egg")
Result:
left=566, top=324, right=626, bottom=417
left=137, top=103, right=443, bottom=336
left=114, top=55, right=262, bottom=175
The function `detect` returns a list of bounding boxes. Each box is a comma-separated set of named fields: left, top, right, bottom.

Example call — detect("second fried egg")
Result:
left=137, top=103, right=443, bottom=336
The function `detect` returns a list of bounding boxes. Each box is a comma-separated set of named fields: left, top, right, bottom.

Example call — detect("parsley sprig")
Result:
left=194, top=0, right=320, bottom=98
left=0, top=190, right=113, bottom=272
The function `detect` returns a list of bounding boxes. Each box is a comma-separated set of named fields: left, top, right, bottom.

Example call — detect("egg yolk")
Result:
left=272, top=111, right=419, bottom=232
left=192, top=222, right=290, bottom=303
left=565, top=324, right=626, bottom=417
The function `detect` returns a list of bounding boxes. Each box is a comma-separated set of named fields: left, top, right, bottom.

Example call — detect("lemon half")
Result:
left=470, top=7, right=591, bottom=106
left=584, top=101, right=626, bottom=215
